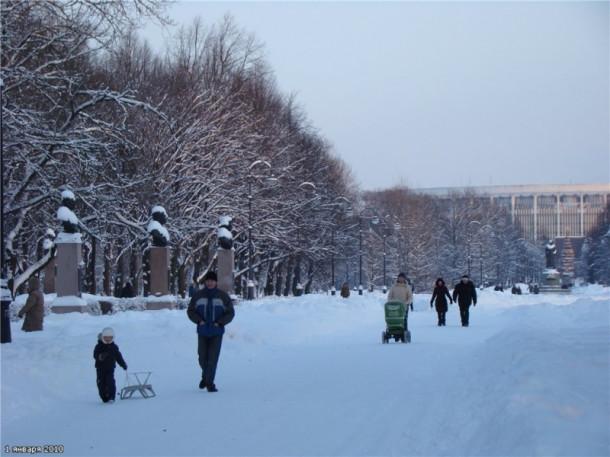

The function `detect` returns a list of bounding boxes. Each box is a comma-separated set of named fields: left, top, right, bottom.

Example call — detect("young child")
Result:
left=93, top=327, right=128, bottom=403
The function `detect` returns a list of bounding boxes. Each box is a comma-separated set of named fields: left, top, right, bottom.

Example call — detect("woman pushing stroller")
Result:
left=388, top=273, right=413, bottom=329
left=430, top=278, right=452, bottom=326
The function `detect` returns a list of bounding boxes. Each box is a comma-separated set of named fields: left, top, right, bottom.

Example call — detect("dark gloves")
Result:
left=122, top=364, right=128, bottom=371
left=430, top=303, right=433, bottom=308
left=410, top=304, right=414, bottom=311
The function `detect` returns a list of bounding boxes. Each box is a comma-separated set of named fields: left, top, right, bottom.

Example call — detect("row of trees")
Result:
left=2, top=0, right=608, bottom=299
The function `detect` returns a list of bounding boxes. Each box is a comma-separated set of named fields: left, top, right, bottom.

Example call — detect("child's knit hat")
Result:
left=101, top=327, right=115, bottom=338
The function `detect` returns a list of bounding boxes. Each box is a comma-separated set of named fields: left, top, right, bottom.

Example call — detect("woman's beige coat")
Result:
left=387, top=280, right=413, bottom=306
left=18, top=278, right=44, bottom=332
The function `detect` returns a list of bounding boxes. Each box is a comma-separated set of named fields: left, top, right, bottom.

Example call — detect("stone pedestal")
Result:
left=51, top=296, right=88, bottom=314
left=147, top=247, right=172, bottom=310
left=146, top=296, right=176, bottom=310
left=149, top=247, right=169, bottom=296
left=43, top=259, right=55, bottom=294
left=52, top=233, right=86, bottom=313
left=55, top=233, right=82, bottom=297
left=539, top=269, right=570, bottom=294
left=217, top=249, right=235, bottom=294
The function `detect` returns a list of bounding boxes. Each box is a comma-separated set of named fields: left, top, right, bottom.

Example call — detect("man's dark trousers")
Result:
left=459, top=305, right=470, bottom=326
left=198, top=334, right=223, bottom=387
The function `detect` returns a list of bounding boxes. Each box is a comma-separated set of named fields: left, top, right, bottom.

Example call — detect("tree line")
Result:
left=2, top=0, right=608, bottom=299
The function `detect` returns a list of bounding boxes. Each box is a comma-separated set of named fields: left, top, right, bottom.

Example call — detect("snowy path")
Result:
left=2, top=289, right=608, bottom=456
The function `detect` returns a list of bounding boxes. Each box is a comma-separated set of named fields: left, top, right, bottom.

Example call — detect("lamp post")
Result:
left=0, top=77, right=11, bottom=343
left=293, top=181, right=318, bottom=296
left=479, top=224, right=493, bottom=287
left=246, top=160, right=276, bottom=299
left=382, top=232, right=386, bottom=290
left=247, top=179, right=253, bottom=299
left=354, top=208, right=378, bottom=295
left=467, top=221, right=481, bottom=279
left=0, top=77, right=4, bottom=275
left=330, top=196, right=351, bottom=295
left=379, top=216, right=400, bottom=292
left=330, top=229, right=335, bottom=295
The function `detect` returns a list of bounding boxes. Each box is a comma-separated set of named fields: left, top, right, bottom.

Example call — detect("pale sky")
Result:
left=143, top=1, right=609, bottom=191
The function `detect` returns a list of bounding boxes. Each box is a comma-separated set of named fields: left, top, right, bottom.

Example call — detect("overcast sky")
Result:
left=143, top=1, right=609, bottom=191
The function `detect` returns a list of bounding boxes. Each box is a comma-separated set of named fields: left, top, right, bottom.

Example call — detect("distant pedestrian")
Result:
left=340, top=282, right=350, bottom=298
left=452, top=275, right=477, bottom=327
left=188, top=281, right=197, bottom=297
left=93, top=327, right=128, bottom=403
left=430, top=278, right=452, bottom=326
left=18, top=277, right=44, bottom=332
left=406, top=278, right=415, bottom=310
left=120, top=281, right=135, bottom=298
left=187, top=271, right=235, bottom=392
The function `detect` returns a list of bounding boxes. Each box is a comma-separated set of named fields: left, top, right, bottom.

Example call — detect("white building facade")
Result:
left=416, top=183, right=609, bottom=243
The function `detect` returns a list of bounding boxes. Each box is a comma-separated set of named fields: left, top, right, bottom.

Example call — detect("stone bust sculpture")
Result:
left=218, top=216, right=233, bottom=250
left=57, top=191, right=79, bottom=233
left=148, top=206, right=169, bottom=247
left=545, top=240, right=556, bottom=269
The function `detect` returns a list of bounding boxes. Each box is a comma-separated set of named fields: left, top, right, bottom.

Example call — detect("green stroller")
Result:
left=382, top=300, right=411, bottom=344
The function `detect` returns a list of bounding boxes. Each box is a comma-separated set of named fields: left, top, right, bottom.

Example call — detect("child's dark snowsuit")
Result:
left=93, top=333, right=127, bottom=402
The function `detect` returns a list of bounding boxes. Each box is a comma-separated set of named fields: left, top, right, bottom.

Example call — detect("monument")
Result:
left=52, top=190, right=87, bottom=313
left=545, top=239, right=556, bottom=269
left=146, top=206, right=174, bottom=310
left=540, top=239, right=569, bottom=294
left=216, top=216, right=235, bottom=295
left=42, top=228, right=56, bottom=294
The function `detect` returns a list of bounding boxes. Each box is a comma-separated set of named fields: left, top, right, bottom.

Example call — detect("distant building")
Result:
left=415, top=183, right=610, bottom=243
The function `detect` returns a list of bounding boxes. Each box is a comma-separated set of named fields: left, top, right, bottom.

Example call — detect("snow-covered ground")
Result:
left=2, top=286, right=609, bottom=457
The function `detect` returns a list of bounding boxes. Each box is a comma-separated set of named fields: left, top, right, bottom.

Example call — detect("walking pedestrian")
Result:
left=17, top=277, right=44, bottom=332
left=430, top=278, right=452, bottom=326
left=452, top=275, right=477, bottom=326
left=340, top=282, right=350, bottom=298
left=388, top=272, right=413, bottom=329
left=187, top=271, right=235, bottom=392
left=120, top=280, right=135, bottom=298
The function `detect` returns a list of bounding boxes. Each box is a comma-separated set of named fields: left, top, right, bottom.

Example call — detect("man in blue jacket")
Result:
left=187, top=271, right=235, bottom=392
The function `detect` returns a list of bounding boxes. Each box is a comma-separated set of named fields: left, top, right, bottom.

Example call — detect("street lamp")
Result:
left=329, top=196, right=351, bottom=295
left=479, top=224, right=493, bottom=287
left=0, top=77, right=11, bottom=343
left=247, top=160, right=277, bottom=299
left=378, top=215, right=401, bottom=292
left=293, top=181, right=318, bottom=296
left=355, top=208, right=378, bottom=295
left=467, top=220, right=482, bottom=279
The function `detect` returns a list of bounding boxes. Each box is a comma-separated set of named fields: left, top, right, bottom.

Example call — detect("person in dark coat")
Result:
left=430, top=278, right=453, bottom=326
left=340, top=282, right=350, bottom=298
left=406, top=278, right=415, bottom=310
left=120, top=281, right=135, bottom=298
left=18, top=277, right=44, bottom=332
left=452, top=275, right=477, bottom=327
left=188, top=281, right=197, bottom=297
left=187, top=271, right=235, bottom=392
left=93, top=327, right=128, bottom=403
